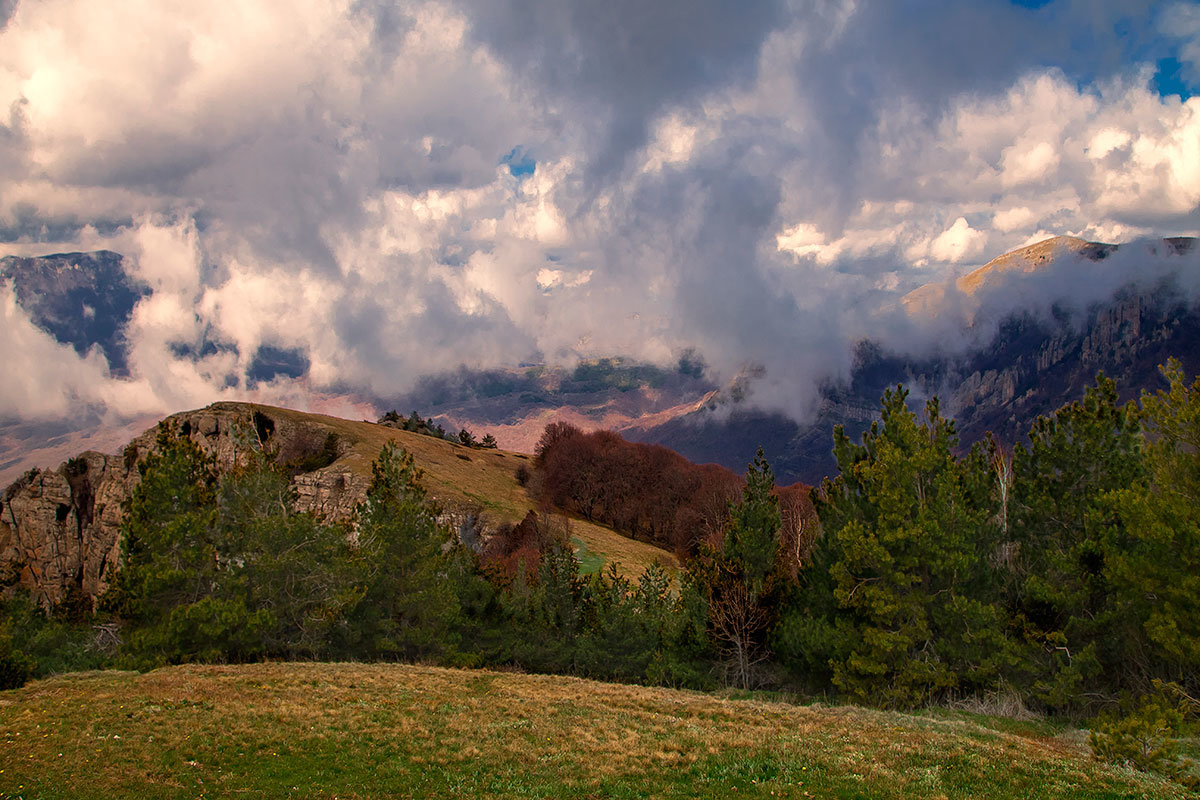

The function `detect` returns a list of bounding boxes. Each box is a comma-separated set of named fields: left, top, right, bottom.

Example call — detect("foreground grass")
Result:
left=0, top=663, right=1183, bottom=799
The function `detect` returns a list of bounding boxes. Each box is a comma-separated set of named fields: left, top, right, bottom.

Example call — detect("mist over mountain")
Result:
left=375, top=234, right=1200, bottom=484
left=376, top=358, right=716, bottom=453
left=2, top=2, right=1199, bottom=485
left=3, top=235, right=1200, bottom=487
left=632, top=236, right=1200, bottom=482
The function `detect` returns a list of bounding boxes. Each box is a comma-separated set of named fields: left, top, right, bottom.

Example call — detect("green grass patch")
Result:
left=0, top=663, right=1188, bottom=799
left=571, top=535, right=607, bottom=575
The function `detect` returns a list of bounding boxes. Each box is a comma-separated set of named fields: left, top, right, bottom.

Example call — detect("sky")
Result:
left=1, top=0, right=1199, bottom=428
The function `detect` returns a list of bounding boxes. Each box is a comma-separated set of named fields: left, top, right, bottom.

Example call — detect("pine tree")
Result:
left=348, top=443, right=459, bottom=661
left=215, top=455, right=357, bottom=660
left=494, top=544, right=586, bottom=673
left=788, top=388, right=1003, bottom=707
left=691, top=448, right=784, bottom=690
left=1103, top=360, right=1200, bottom=691
left=1009, top=374, right=1144, bottom=709
left=575, top=562, right=676, bottom=683
left=105, top=423, right=267, bottom=667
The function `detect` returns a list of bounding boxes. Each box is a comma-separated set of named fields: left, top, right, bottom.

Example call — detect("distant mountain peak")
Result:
left=899, top=235, right=1197, bottom=317
left=955, top=235, right=1110, bottom=294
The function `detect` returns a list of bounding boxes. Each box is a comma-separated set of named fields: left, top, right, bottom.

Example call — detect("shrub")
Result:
left=0, top=612, right=35, bottom=689
left=0, top=591, right=105, bottom=688
left=0, top=647, right=35, bottom=690
left=1090, top=690, right=1198, bottom=788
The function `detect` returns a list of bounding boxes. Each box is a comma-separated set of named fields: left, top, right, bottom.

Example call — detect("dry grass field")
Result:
left=0, top=662, right=1183, bottom=799
left=257, top=404, right=679, bottom=579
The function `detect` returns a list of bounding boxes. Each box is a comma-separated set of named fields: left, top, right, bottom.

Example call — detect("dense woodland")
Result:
left=530, top=421, right=814, bottom=559
left=4, top=359, right=1200, bottom=784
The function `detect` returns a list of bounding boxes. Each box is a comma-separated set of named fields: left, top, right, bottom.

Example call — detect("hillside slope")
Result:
left=0, top=662, right=1184, bottom=799
left=0, top=402, right=677, bottom=607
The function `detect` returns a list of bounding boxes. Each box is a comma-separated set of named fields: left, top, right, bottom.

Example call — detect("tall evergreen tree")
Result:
left=105, top=423, right=268, bottom=667
left=502, top=545, right=586, bottom=673
left=576, top=562, right=676, bottom=684
left=1103, top=359, right=1200, bottom=692
left=347, top=443, right=459, bottom=661
left=1009, top=374, right=1145, bottom=710
left=784, top=389, right=1005, bottom=707
left=691, top=448, right=784, bottom=690
left=215, top=455, right=357, bottom=660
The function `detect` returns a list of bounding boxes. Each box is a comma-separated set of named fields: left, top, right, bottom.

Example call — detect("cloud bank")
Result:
left=1, top=0, right=1199, bottom=428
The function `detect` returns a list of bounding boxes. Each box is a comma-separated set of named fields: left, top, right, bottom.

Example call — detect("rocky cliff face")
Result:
left=633, top=238, right=1200, bottom=484
left=0, top=403, right=367, bottom=608
left=0, top=450, right=126, bottom=609
left=933, top=283, right=1200, bottom=447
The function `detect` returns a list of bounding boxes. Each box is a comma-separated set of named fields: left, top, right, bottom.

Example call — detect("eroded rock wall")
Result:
left=1, top=403, right=366, bottom=608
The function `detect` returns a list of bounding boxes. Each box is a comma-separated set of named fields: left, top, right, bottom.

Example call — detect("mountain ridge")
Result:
left=631, top=235, right=1200, bottom=482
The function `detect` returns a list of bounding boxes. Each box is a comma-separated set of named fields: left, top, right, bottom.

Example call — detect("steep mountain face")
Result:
left=0, top=404, right=369, bottom=607
left=0, top=251, right=148, bottom=375
left=632, top=237, right=1200, bottom=484
left=923, top=282, right=1200, bottom=447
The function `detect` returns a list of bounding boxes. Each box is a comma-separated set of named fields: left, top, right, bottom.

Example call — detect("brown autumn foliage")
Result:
left=479, top=509, right=572, bottom=582
left=532, top=423, right=815, bottom=557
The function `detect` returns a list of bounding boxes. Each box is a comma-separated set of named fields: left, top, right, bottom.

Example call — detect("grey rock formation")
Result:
left=0, top=403, right=366, bottom=608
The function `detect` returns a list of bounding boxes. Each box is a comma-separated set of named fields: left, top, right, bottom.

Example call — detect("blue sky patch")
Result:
left=502, top=146, right=536, bottom=177
left=247, top=344, right=310, bottom=386
left=1153, top=57, right=1196, bottom=101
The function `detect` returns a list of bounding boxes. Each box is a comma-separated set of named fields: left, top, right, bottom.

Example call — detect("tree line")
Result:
left=530, top=421, right=813, bottom=558
left=378, top=409, right=497, bottom=449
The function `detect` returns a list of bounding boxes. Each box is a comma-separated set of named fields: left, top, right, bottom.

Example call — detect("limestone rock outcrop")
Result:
left=1, top=403, right=366, bottom=608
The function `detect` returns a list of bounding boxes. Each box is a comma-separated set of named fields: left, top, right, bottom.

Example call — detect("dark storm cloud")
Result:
left=0, top=0, right=17, bottom=30
left=456, top=0, right=786, bottom=184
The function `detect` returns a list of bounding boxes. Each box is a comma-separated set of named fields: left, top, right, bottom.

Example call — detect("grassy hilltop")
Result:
left=0, top=662, right=1184, bottom=799
left=247, top=404, right=678, bottom=580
